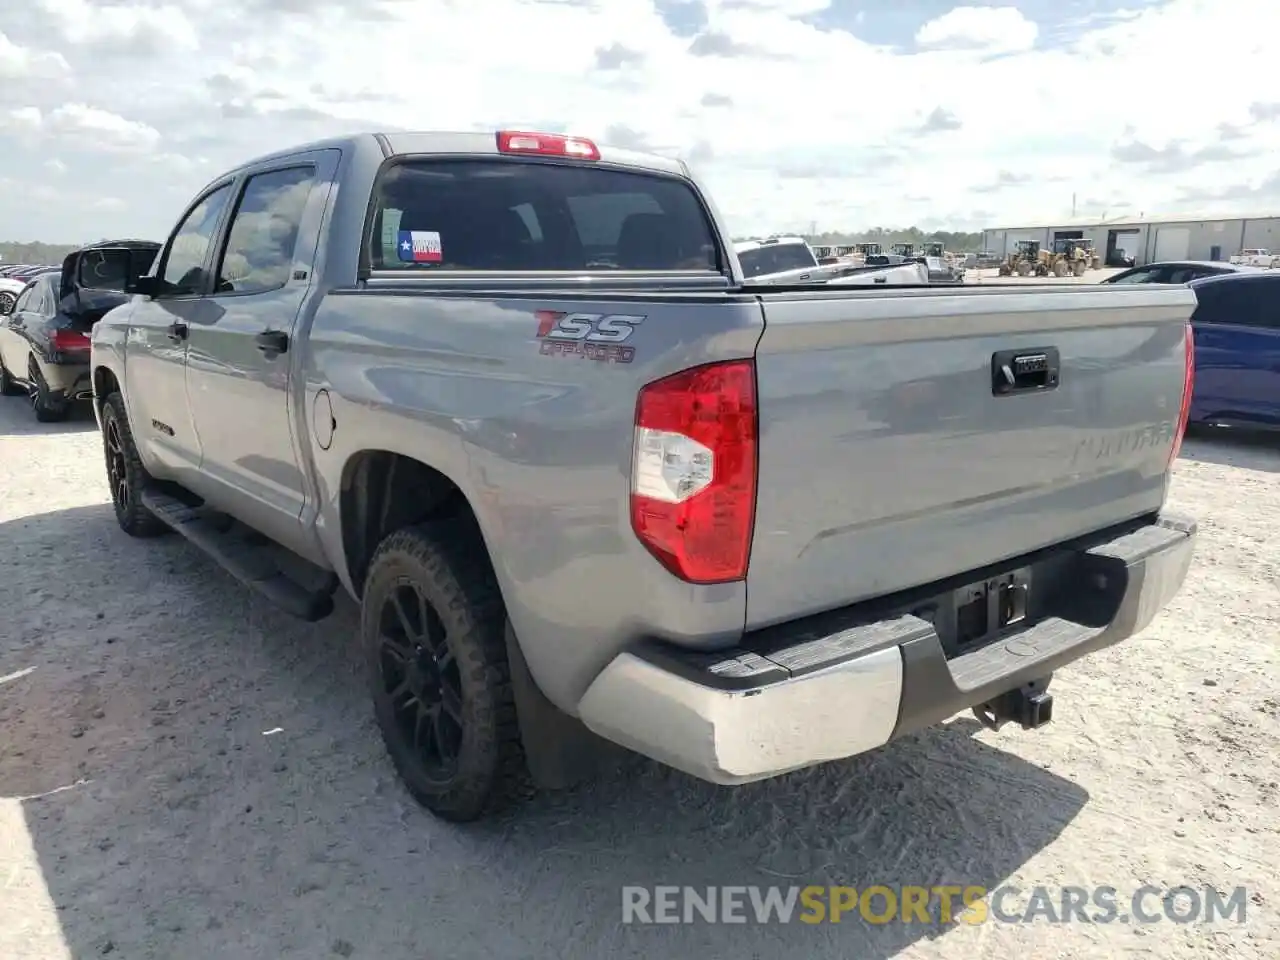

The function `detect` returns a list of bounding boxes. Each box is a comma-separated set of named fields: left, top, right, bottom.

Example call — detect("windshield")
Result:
left=736, top=243, right=816, bottom=277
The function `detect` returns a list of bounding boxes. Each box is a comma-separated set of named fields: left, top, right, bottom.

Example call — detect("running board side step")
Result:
left=140, top=489, right=338, bottom=622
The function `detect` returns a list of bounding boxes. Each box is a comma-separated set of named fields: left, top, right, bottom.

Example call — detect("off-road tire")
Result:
left=101, top=391, right=167, bottom=537
left=362, top=517, right=530, bottom=822
left=0, top=362, right=22, bottom=396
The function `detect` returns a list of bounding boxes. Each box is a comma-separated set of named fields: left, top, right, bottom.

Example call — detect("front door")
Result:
left=182, top=151, right=338, bottom=561
left=123, top=181, right=236, bottom=484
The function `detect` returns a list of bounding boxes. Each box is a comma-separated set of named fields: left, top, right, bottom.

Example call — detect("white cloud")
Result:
left=35, top=0, right=200, bottom=53
left=915, top=5, right=1038, bottom=54
left=4, top=106, right=43, bottom=130
left=0, top=29, right=70, bottom=79
left=45, top=104, right=162, bottom=152
left=0, top=0, right=1278, bottom=241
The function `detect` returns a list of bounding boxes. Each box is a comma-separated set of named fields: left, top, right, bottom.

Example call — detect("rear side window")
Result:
left=1193, top=277, right=1280, bottom=327
left=737, top=243, right=817, bottom=278
left=368, top=160, right=719, bottom=272
left=215, top=166, right=315, bottom=295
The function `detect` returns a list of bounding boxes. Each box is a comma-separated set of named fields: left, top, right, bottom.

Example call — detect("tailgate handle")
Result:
left=992, top=347, right=1059, bottom=395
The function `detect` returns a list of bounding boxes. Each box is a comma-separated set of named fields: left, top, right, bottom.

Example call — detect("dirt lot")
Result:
left=1, top=400, right=1277, bottom=960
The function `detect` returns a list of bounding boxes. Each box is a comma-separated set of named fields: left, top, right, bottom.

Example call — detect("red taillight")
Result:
left=630, top=360, right=758, bottom=584
left=1168, top=323, right=1195, bottom=466
left=496, top=130, right=600, bottom=161
left=51, top=329, right=90, bottom=351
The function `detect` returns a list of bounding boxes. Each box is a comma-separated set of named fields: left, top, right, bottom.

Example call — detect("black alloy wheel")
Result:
left=377, top=581, right=465, bottom=781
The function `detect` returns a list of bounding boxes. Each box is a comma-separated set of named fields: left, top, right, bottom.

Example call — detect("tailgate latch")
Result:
left=992, top=346, right=1060, bottom=395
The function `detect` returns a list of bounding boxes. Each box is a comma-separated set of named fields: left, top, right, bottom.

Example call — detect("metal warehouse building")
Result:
left=980, top=213, right=1280, bottom=267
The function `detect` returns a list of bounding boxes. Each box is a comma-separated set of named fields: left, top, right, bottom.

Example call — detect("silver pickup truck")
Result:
left=88, top=129, right=1198, bottom=822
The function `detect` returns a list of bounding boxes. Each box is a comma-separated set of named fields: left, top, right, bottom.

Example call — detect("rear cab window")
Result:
left=367, top=159, right=721, bottom=273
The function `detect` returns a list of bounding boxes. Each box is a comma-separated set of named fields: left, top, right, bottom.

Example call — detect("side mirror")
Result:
left=128, top=274, right=159, bottom=297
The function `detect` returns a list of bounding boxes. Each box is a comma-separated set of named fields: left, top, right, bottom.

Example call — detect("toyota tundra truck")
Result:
left=88, top=129, right=1198, bottom=822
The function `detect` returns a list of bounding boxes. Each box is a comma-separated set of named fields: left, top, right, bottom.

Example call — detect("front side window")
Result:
left=160, top=183, right=234, bottom=296
left=369, top=160, right=719, bottom=272
left=215, top=166, right=315, bottom=295
left=1109, top=267, right=1158, bottom=284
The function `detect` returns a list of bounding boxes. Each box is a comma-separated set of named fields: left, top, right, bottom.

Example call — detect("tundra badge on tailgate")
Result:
left=534, top=310, right=645, bottom=364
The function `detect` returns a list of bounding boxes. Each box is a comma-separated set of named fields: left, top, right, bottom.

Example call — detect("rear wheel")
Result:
left=101, top=391, right=167, bottom=537
left=1053, top=260, right=1069, bottom=278
left=28, top=363, right=67, bottom=423
left=1073, top=261, right=1087, bottom=277
left=0, top=362, right=22, bottom=397
left=362, top=519, right=530, bottom=822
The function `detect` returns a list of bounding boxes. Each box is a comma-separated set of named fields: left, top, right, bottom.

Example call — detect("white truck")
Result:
left=735, top=236, right=928, bottom=286
left=1229, top=248, right=1276, bottom=268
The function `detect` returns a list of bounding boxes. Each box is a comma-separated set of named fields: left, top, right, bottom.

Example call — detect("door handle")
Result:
left=255, top=330, right=289, bottom=354
left=167, top=321, right=188, bottom=341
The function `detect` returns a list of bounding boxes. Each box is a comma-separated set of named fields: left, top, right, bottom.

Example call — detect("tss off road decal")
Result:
left=534, top=310, right=646, bottom=363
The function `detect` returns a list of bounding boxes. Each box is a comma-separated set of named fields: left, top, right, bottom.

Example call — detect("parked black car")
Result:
left=1100, top=260, right=1260, bottom=285
left=0, top=240, right=159, bottom=421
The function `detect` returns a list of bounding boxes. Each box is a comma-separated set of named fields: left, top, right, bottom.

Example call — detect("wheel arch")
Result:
left=336, top=448, right=499, bottom=599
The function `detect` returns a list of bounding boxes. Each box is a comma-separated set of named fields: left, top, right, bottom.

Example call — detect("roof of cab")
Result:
left=213, top=130, right=690, bottom=183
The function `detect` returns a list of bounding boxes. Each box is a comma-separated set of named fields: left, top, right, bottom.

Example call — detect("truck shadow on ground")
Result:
left=1181, top=426, right=1280, bottom=474
left=0, top=504, right=1089, bottom=960
left=0, top=399, right=97, bottom=438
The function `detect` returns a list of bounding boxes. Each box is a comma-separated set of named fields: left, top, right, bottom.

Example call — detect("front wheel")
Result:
left=362, top=518, right=529, bottom=822
left=101, top=392, right=167, bottom=537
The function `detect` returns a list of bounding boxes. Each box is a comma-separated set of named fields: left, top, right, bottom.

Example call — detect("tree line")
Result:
left=0, top=240, right=84, bottom=266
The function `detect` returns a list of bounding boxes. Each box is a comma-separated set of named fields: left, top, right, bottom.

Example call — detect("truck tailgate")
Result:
left=746, top=285, right=1197, bottom=629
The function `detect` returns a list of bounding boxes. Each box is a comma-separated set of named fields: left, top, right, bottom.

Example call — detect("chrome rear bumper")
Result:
left=578, top=513, right=1195, bottom=785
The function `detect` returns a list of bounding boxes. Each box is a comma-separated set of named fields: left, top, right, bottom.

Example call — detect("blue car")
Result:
left=1187, top=272, right=1280, bottom=429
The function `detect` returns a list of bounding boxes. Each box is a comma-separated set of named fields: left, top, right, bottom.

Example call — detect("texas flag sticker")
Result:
left=397, top=230, right=443, bottom=263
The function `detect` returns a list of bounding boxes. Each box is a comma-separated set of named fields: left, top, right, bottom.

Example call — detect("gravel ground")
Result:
left=1, top=400, right=1277, bottom=960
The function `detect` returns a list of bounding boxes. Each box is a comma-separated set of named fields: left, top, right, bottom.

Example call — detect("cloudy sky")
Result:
left=2, top=0, right=1278, bottom=242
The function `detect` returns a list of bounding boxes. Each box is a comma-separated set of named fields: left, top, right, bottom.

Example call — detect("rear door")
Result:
left=0, top=283, right=37, bottom=375
left=1189, top=275, right=1280, bottom=426
left=745, top=285, right=1196, bottom=628
left=183, top=150, right=338, bottom=562
left=0, top=280, right=45, bottom=378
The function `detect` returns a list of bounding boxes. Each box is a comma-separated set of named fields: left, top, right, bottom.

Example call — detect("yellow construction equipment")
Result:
left=1050, top=238, right=1095, bottom=277
left=998, top=240, right=1040, bottom=276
